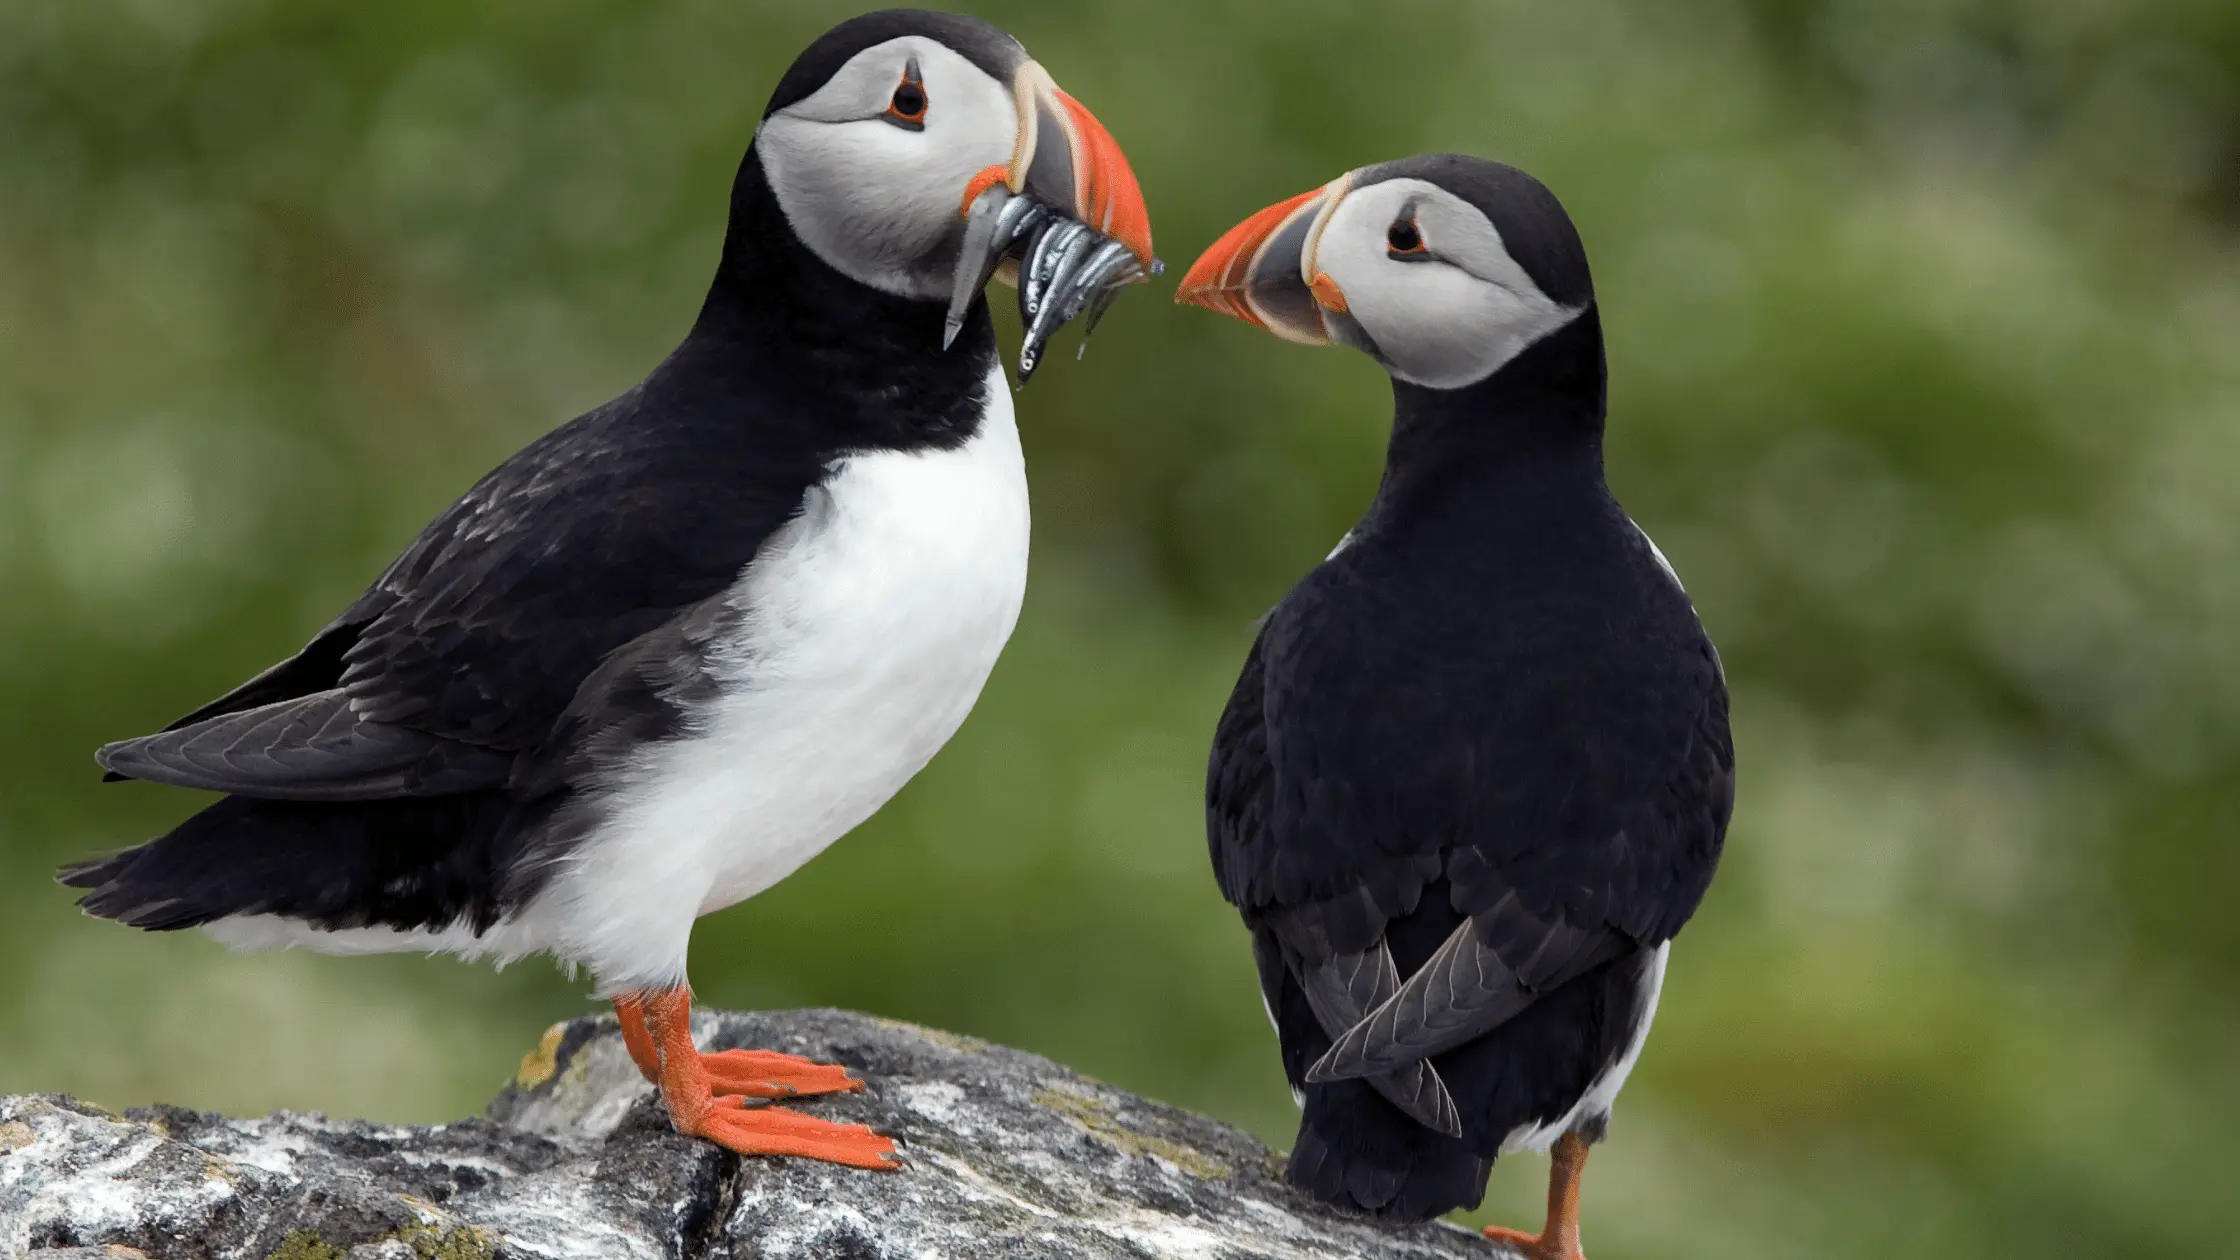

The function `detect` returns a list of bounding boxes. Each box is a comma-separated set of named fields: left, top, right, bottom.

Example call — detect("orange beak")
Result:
left=1048, top=87, right=1153, bottom=267
left=944, top=62, right=1157, bottom=379
left=1176, top=175, right=1350, bottom=345
left=961, top=63, right=1153, bottom=269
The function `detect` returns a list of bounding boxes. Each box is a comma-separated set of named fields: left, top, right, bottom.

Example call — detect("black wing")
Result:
left=95, top=692, right=511, bottom=800
left=1308, top=640, right=1730, bottom=1080
left=1210, top=632, right=1463, bottom=1135
left=101, top=388, right=821, bottom=800
left=1215, top=530, right=1734, bottom=1088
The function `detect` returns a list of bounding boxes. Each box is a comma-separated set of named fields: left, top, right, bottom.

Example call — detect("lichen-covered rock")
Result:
left=1, top=1008, right=1492, bottom=1259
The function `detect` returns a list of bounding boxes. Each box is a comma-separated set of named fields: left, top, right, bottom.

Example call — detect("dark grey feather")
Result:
left=95, top=691, right=511, bottom=801
left=1307, top=893, right=1631, bottom=1083
left=1298, top=945, right=1462, bottom=1136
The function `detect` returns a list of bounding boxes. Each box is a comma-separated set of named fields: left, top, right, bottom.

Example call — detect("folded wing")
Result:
left=96, top=691, right=512, bottom=801
left=96, top=393, right=823, bottom=806
left=1307, top=890, right=1630, bottom=1083
left=1296, top=942, right=1463, bottom=1135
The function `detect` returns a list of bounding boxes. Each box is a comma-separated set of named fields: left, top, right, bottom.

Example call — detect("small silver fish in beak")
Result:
left=942, top=62, right=1159, bottom=385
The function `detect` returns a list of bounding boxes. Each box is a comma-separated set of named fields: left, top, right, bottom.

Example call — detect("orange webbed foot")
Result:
left=625, top=987, right=899, bottom=1171
left=684, top=1103, right=901, bottom=1170
left=1481, top=1225, right=1584, bottom=1260
left=699, top=1047, right=866, bottom=1100
left=613, top=995, right=866, bottom=1099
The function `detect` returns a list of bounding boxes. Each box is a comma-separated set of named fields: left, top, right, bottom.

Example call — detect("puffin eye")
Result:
left=883, top=61, right=928, bottom=130
left=1386, top=217, right=1427, bottom=259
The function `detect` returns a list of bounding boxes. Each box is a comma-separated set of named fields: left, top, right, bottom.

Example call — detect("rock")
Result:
left=1, top=1008, right=1492, bottom=1259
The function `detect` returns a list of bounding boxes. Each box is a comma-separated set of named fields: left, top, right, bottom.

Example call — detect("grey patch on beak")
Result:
left=1249, top=209, right=1328, bottom=341
left=1022, top=99, right=1077, bottom=213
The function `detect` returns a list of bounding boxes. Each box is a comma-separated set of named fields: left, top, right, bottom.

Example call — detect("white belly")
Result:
left=545, top=366, right=1029, bottom=992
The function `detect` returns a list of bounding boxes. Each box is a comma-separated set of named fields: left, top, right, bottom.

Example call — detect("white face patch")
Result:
left=756, top=36, right=1018, bottom=300
left=1311, top=177, right=1584, bottom=389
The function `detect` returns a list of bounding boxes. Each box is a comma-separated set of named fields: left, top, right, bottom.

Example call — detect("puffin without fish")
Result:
left=60, top=9, right=1156, bottom=1170
left=1177, top=155, right=1732, bottom=1254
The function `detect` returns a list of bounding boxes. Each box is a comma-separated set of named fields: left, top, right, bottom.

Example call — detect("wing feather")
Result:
left=1297, top=944, right=1462, bottom=1135
left=96, top=393, right=818, bottom=799
left=96, top=691, right=510, bottom=801
left=1306, top=891, right=1631, bottom=1083
left=1218, top=645, right=1462, bottom=1136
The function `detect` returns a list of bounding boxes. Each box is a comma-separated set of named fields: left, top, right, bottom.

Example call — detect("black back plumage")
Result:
left=1208, top=302, right=1734, bottom=1219
left=64, top=117, right=1004, bottom=935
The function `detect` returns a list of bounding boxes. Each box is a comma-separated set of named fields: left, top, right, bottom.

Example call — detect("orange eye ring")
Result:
left=883, top=66, right=928, bottom=128
left=1386, top=217, right=1427, bottom=256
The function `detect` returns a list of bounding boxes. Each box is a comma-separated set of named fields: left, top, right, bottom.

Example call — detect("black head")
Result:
left=1178, top=153, right=1596, bottom=391
left=1351, top=154, right=1592, bottom=309
left=765, top=10, right=1027, bottom=119
left=741, top=7, right=1153, bottom=324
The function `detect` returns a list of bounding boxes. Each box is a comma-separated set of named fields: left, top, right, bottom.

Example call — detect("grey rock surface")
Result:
left=1, top=1008, right=1496, bottom=1259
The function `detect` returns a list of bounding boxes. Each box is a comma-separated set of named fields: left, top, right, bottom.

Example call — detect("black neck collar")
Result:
left=655, top=147, right=999, bottom=456
left=1374, top=308, right=1610, bottom=509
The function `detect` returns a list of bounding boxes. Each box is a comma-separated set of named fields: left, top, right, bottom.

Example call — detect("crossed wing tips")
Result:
left=1306, top=900, right=1631, bottom=1087
left=1296, top=943, right=1462, bottom=1136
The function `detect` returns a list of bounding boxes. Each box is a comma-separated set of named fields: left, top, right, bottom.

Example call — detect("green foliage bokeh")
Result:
left=3, top=1, right=2236, bottom=1255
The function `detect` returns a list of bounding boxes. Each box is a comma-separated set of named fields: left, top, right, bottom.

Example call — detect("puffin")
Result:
left=58, top=9, right=1154, bottom=1171
left=1176, top=154, right=1733, bottom=1255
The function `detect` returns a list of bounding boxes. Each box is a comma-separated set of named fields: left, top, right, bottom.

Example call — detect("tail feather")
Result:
left=1287, top=1076, right=1492, bottom=1222
left=1264, top=919, right=1495, bottom=1222
left=57, top=851, right=133, bottom=890
left=60, top=791, right=535, bottom=936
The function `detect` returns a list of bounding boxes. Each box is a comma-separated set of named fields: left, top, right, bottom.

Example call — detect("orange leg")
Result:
left=611, top=992, right=865, bottom=1100
left=1483, top=1129, right=1591, bottom=1260
left=635, top=988, right=899, bottom=1170
left=613, top=992, right=662, bottom=1079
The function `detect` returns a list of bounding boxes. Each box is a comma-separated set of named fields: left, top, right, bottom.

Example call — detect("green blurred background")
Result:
left=3, top=0, right=2236, bottom=1255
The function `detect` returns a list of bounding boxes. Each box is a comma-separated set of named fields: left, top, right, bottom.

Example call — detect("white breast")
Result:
left=545, top=364, right=1029, bottom=994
